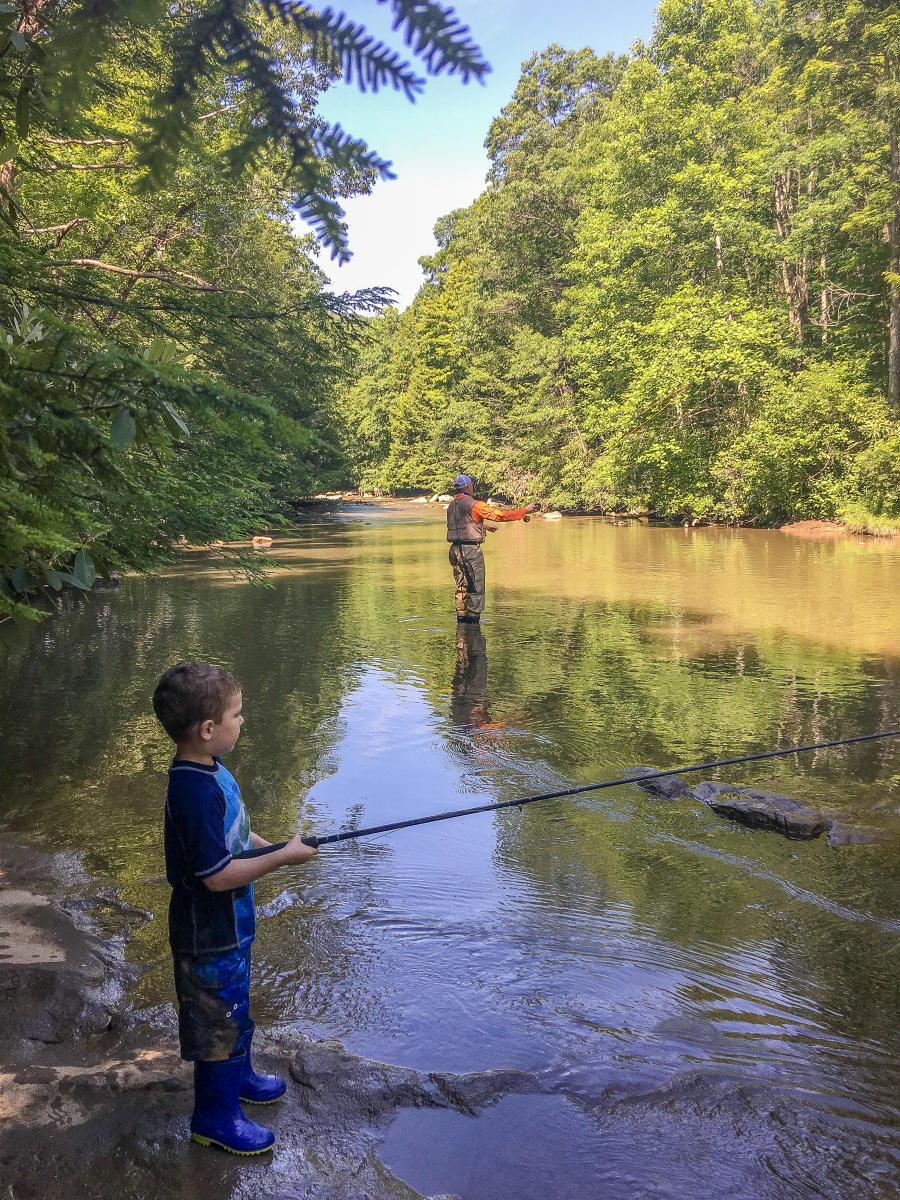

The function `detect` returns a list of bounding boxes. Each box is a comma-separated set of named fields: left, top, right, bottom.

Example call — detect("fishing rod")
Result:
left=297, top=728, right=900, bottom=849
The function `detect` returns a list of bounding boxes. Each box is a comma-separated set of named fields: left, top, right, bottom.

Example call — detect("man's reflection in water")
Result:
left=451, top=622, right=490, bottom=729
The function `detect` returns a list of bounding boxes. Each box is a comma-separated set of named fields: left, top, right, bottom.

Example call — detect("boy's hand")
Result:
left=282, top=833, right=318, bottom=864
left=485, top=523, right=499, bottom=532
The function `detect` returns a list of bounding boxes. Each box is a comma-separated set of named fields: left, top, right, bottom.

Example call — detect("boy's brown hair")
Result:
left=153, top=661, right=241, bottom=742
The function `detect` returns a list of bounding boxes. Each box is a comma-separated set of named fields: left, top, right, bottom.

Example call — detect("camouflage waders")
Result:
left=449, top=541, right=485, bottom=622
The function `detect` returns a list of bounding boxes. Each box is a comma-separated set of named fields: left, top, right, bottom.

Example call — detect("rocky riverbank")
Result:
left=0, top=840, right=544, bottom=1200
left=290, top=498, right=899, bottom=538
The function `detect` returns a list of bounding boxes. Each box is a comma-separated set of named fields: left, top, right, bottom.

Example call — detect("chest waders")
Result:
left=447, top=494, right=486, bottom=622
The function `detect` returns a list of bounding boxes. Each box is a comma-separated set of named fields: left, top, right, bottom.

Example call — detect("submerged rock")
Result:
left=290, top=1038, right=441, bottom=1120
left=826, top=821, right=889, bottom=847
left=691, top=782, right=830, bottom=839
left=629, top=769, right=890, bottom=847
left=290, top=1038, right=542, bottom=1124
left=628, top=768, right=694, bottom=799
left=429, top=1067, right=542, bottom=1115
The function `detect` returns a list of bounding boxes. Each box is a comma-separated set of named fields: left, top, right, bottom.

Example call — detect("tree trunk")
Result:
left=774, top=169, right=807, bottom=339
left=714, top=232, right=725, bottom=300
left=0, top=161, right=15, bottom=205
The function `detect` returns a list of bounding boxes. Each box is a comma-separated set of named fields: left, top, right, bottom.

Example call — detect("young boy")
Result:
left=153, top=661, right=317, bottom=1155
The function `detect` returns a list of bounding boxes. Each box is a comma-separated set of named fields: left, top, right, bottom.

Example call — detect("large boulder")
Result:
left=691, top=782, right=830, bottom=839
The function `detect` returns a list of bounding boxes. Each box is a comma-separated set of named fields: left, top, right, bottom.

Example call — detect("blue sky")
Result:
left=313, top=0, right=659, bottom=309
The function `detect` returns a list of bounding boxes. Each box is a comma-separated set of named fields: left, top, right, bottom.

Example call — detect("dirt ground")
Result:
left=778, top=519, right=855, bottom=538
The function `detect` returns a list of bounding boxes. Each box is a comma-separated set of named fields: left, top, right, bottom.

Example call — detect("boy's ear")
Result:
left=197, top=718, right=216, bottom=743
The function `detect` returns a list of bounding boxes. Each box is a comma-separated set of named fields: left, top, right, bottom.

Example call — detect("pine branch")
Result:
left=137, top=4, right=396, bottom=261
left=261, top=2, right=425, bottom=98
left=382, top=0, right=489, bottom=81
left=13, top=0, right=489, bottom=262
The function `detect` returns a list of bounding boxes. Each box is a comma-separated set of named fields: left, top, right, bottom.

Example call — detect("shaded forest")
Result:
left=340, top=0, right=900, bottom=528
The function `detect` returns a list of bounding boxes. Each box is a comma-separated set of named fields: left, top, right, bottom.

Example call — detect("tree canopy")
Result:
left=340, top=1, right=900, bottom=528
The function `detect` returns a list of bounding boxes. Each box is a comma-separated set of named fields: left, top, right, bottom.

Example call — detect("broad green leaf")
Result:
left=162, top=399, right=190, bottom=436
left=110, top=406, right=137, bottom=449
left=56, top=571, right=93, bottom=591
left=147, top=338, right=178, bottom=364
left=9, top=566, right=30, bottom=593
left=15, top=81, right=29, bottom=137
left=43, top=567, right=63, bottom=591
left=74, top=550, right=96, bottom=588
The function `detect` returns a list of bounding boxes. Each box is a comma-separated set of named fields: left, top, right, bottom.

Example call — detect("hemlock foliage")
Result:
left=340, top=2, right=900, bottom=524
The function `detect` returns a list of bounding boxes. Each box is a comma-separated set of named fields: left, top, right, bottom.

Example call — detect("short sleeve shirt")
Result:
left=164, top=758, right=255, bottom=955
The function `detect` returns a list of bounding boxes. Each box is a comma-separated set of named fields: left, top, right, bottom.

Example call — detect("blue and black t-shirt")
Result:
left=164, top=758, right=255, bottom=955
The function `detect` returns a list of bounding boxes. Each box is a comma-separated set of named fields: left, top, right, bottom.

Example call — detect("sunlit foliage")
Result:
left=341, top=2, right=900, bottom=525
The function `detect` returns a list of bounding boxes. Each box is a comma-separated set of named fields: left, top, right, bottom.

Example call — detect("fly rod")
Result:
left=297, top=728, right=900, bottom=849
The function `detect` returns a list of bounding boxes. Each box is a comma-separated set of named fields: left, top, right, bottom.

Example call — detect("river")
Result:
left=2, top=505, right=900, bottom=1198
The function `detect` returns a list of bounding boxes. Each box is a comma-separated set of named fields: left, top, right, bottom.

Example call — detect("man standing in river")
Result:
left=447, top=474, right=536, bottom=623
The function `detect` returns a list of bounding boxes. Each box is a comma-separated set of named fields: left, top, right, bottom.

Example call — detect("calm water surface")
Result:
left=3, top=507, right=900, bottom=1198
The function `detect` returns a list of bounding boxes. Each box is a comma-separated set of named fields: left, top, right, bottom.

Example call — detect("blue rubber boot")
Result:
left=236, top=1021, right=287, bottom=1105
left=190, top=1054, right=276, bottom=1155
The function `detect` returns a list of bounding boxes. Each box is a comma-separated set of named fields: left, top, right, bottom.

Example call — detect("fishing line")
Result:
left=591, top=382, right=692, bottom=463
left=299, top=728, right=900, bottom=849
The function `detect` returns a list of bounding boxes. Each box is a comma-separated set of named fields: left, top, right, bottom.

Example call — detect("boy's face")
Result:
left=204, top=690, right=244, bottom=756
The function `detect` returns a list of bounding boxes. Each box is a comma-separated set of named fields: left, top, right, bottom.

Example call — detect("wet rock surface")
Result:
left=624, top=768, right=693, bottom=799
left=631, top=771, right=888, bottom=844
left=692, top=782, right=831, bottom=839
left=429, top=1068, right=541, bottom=1116
left=0, top=846, right=142, bottom=1049
left=290, top=1038, right=542, bottom=1124
left=290, top=1038, right=445, bottom=1120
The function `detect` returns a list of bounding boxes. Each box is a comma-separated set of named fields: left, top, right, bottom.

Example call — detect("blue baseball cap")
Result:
left=454, top=474, right=473, bottom=490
